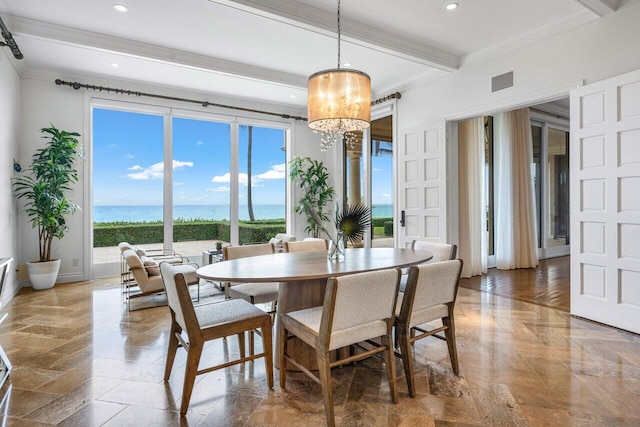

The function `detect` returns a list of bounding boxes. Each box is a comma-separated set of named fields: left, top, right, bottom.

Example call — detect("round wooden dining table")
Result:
left=196, top=247, right=433, bottom=370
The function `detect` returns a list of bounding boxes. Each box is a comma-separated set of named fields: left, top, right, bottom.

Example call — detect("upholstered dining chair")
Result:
left=284, top=239, right=328, bottom=253
left=278, top=268, right=400, bottom=427
left=160, top=263, right=274, bottom=416
left=399, top=241, right=457, bottom=292
left=395, top=259, right=463, bottom=397
left=223, top=243, right=278, bottom=355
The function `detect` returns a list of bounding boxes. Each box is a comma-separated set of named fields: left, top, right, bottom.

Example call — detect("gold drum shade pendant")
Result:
left=307, top=0, right=371, bottom=151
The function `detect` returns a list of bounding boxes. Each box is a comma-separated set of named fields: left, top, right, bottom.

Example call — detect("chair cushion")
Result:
left=141, top=257, right=160, bottom=275
left=287, top=306, right=388, bottom=351
left=409, top=304, right=449, bottom=329
left=136, top=247, right=147, bottom=257
left=195, top=299, right=268, bottom=329
left=227, top=282, right=279, bottom=304
left=268, top=237, right=282, bottom=246
left=396, top=292, right=448, bottom=327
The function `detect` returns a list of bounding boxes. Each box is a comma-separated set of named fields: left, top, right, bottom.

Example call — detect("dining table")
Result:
left=196, top=247, right=433, bottom=371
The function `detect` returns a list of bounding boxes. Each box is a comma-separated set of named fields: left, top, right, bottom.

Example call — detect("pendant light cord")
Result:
left=337, top=0, right=341, bottom=69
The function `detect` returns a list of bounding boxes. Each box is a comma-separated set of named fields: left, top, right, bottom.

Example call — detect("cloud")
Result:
left=127, top=160, right=193, bottom=180
left=108, top=144, right=118, bottom=149
left=208, top=186, right=230, bottom=192
left=255, top=163, right=286, bottom=180
left=372, top=167, right=381, bottom=172
left=211, top=163, right=286, bottom=186
left=196, top=140, right=204, bottom=145
left=125, top=154, right=135, bottom=159
left=128, top=165, right=143, bottom=171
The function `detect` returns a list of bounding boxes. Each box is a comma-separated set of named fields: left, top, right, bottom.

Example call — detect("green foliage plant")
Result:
left=13, top=126, right=82, bottom=262
left=289, top=156, right=335, bottom=237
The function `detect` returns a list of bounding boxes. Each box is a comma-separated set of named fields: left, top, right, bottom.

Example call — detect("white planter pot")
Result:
left=26, top=259, right=61, bottom=290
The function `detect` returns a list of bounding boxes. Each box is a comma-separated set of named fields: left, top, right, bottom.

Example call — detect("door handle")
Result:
left=400, top=210, right=405, bottom=227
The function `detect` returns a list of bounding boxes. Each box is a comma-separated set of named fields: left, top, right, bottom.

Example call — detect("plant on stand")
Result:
left=289, top=156, right=335, bottom=238
left=13, top=126, right=82, bottom=290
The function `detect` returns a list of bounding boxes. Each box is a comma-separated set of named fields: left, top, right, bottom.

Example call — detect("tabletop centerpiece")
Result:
left=306, top=202, right=371, bottom=260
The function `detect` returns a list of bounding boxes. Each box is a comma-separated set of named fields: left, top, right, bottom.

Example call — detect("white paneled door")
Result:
left=570, top=69, right=640, bottom=334
left=397, top=122, right=447, bottom=249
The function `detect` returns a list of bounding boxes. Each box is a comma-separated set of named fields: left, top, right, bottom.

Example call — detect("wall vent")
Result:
left=491, top=71, right=514, bottom=92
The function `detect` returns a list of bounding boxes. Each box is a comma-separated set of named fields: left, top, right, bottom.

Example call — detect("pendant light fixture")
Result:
left=307, top=0, right=371, bottom=151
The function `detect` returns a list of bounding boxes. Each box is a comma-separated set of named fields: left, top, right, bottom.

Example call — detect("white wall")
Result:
left=0, top=51, right=21, bottom=301
left=398, top=3, right=640, bottom=242
left=18, top=74, right=324, bottom=280
left=400, top=4, right=640, bottom=127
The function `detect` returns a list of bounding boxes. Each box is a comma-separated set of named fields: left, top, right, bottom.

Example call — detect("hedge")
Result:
left=383, top=221, right=394, bottom=237
left=372, top=216, right=392, bottom=227
left=94, top=219, right=285, bottom=247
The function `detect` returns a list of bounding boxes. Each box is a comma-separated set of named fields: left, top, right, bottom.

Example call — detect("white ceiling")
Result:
left=0, top=0, right=631, bottom=109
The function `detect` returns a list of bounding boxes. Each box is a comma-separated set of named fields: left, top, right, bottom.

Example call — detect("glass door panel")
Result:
left=172, top=117, right=231, bottom=260
left=371, top=117, right=394, bottom=248
left=546, top=127, right=570, bottom=250
left=92, top=108, right=165, bottom=265
left=238, top=124, right=286, bottom=244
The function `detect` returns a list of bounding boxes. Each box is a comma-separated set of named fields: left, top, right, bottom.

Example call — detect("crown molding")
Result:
left=460, top=9, right=596, bottom=66
left=8, top=14, right=308, bottom=90
left=575, top=0, right=619, bottom=16
left=215, top=0, right=459, bottom=71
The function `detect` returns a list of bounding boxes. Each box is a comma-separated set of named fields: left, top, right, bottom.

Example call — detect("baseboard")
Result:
left=2, top=279, right=23, bottom=305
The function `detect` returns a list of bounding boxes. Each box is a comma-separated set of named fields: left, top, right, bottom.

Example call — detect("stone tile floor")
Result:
left=0, top=278, right=638, bottom=426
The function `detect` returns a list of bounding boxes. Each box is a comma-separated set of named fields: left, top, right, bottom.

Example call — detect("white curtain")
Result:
left=458, top=117, right=487, bottom=278
left=494, top=108, right=539, bottom=269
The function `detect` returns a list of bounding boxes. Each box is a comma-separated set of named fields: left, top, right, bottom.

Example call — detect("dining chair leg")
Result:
left=443, top=316, right=459, bottom=375
left=398, top=326, right=416, bottom=397
left=317, top=350, right=336, bottom=427
left=180, top=344, right=204, bottom=416
left=381, top=330, right=398, bottom=404
left=237, top=332, right=245, bottom=359
left=277, top=323, right=288, bottom=389
left=261, top=320, right=274, bottom=389
left=249, top=330, right=255, bottom=357
left=164, top=319, right=181, bottom=381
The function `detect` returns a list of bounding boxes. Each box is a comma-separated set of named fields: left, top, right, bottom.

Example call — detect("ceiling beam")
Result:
left=573, top=0, right=619, bottom=16
left=7, top=15, right=308, bottom=89
left=213, top=0, right=459, bottom=72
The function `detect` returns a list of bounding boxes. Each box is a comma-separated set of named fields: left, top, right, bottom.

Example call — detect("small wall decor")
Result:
left=13, top=159, right=20, bottom=173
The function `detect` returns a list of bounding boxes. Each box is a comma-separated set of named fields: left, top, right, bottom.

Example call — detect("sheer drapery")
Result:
left=458, top=117, right=487, bottom=278
left=494, top=108, right=539, bottom=269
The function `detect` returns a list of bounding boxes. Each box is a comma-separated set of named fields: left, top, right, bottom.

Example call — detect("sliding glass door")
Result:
left=91, top=102, right=289, bottom=276
left=531, top=120, right=570, bottom=258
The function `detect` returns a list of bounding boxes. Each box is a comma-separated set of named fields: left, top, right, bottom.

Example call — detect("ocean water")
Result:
left=94, top=204, right=393, bottom=223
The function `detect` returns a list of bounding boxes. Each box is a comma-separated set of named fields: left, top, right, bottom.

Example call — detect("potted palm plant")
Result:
left=289, top=156, right=335, bottom=238
left=13, top=126, right=82, bottom=290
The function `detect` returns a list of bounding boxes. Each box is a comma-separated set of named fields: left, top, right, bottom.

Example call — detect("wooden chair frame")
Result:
left=278, top=270, right=400, bottom=427
left=395, top=259, right=463, bottom=397
left=162, top=266, right=274, bottom=416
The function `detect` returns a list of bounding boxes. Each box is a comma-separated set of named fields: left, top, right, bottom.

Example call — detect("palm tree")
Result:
left=246, top=125, right=255, bottom=221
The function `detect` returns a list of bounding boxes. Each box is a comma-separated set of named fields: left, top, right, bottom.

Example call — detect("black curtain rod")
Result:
left=55, top=79, right=401, bottom=120
left=0, top=16, right=23, bottom=60
left=54, top=79, right=307, bottom=121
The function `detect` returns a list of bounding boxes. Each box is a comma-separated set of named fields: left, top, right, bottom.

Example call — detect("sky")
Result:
left=92, top=108, right=287, bottom=206
left=92, top=107, right=393, bottom=207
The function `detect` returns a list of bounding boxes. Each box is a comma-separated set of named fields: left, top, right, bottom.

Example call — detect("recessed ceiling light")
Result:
left=113, top=4, right=128, bottom=12
left=446, top=3, right=458, bottom=10
left=110, top=63, right=120, bottom=68
left=343, top=62, right=352, bottom=67
left=290, top=94, right=296, bottom=99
